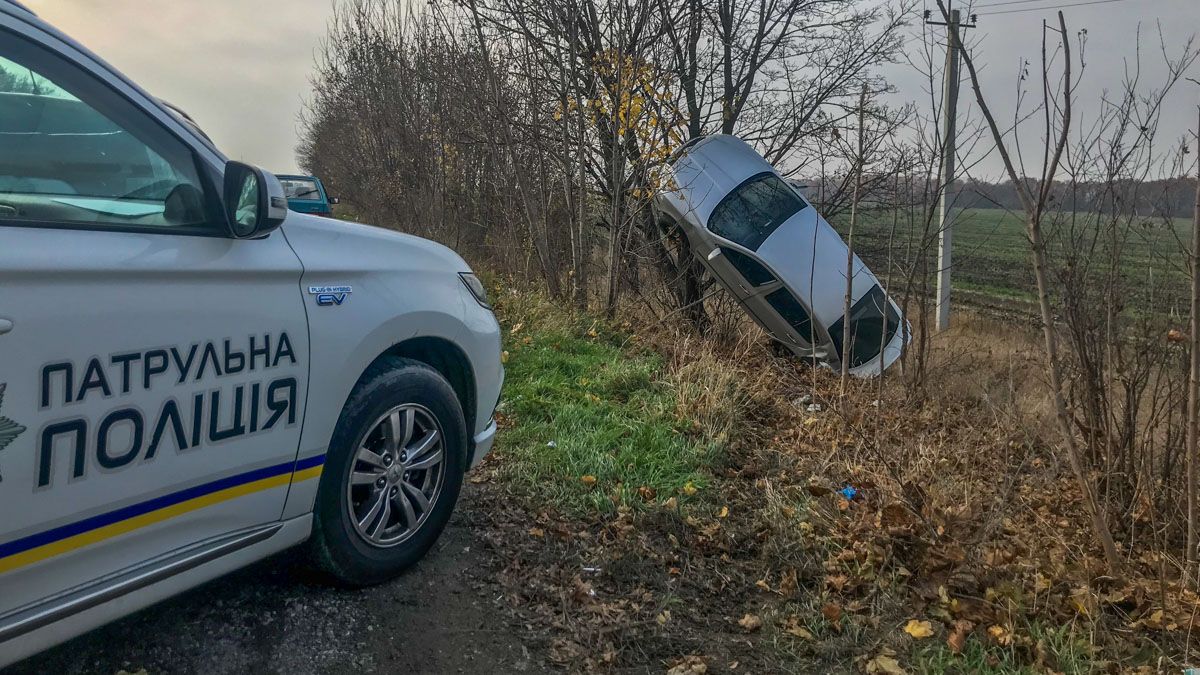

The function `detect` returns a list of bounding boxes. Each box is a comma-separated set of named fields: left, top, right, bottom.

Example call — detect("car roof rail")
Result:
left=2, top=0, right=36, bottom=15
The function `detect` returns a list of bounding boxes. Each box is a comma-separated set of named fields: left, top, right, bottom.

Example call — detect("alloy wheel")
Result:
left=345, top=403, right=447, bottom=547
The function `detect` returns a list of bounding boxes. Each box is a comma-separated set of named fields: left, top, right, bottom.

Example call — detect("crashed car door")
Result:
left=701, top=172, right=833, bottom=352
left=0, top=26, right=308, bottom=626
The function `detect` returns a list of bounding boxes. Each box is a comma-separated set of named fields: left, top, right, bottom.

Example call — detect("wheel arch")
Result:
left=362, top=336, right=477, bottom=438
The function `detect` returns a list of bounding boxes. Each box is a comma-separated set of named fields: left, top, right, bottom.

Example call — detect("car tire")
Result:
left=308, top=356, right=467, bottom=586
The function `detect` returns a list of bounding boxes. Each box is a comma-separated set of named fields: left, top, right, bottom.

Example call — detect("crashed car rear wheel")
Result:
left=308, top=356, right=466, bottom=586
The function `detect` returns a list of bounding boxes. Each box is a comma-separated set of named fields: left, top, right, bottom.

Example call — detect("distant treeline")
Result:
left=793, top=175, right=1198, bottom=220
left=954, top=177, right=1197, bottom=219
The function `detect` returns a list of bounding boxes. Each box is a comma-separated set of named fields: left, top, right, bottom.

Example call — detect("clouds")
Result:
left=23, top=0, right=1200, bottom=180
left=26, top=0, right=333, bottom=173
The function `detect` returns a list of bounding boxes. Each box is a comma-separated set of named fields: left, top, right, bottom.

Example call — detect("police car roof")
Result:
left=1, top=0, right=35, bottom=16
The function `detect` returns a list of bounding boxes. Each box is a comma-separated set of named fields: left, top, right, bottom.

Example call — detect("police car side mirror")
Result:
left=223, top=161, right=288, bottom=238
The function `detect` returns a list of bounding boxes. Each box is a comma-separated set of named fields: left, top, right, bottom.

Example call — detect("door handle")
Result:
left=0, top=319, right=12, bottom=335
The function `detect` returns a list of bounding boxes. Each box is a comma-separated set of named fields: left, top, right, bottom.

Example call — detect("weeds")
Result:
left=477, top=282, right=1192, bottom=672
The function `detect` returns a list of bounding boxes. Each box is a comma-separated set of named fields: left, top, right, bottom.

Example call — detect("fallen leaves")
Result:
left=987, top=624, right=1013, bottom=646
left=571, top=576, right=595, bottom=604
left=946, top=619, right=974, bottom=654
left=782, top=615, right=814, bottom=640
left=821, top=602, right=843, bottom=624
left=865, top=649, right=906, bottom=675
left=778, top=568, right=798, bottom=598
left=737, top=613, right=763, bottom=632
left=902, top=619, right=934, bottom=639
left=666, top=655, right=707, bottom=675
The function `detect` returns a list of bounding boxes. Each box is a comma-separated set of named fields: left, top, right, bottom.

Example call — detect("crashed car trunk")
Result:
left=654, top=134, right=908, bottom=378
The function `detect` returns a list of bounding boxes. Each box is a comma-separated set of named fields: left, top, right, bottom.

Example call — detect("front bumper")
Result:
left=469, top=418, right=498, bottom=469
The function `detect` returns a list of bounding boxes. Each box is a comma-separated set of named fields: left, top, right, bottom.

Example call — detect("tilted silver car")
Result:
left=655, top=134, right=907, bottom=377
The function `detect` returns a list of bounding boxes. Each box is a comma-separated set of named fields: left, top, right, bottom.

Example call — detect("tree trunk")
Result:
left=841, top=85, right=868, bottom=395
left=1027, top=210, right=1123, bottom=573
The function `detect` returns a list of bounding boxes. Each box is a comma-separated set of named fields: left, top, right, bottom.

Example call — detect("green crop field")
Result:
left=832, top=207, right=1194, bottom=312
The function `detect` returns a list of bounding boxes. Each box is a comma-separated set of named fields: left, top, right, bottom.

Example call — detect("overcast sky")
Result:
left=23, top=0, right=1200, bottom=178
left=25, top=0, right=330, bottom=174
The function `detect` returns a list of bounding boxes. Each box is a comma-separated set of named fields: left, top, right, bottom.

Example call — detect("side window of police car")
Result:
left=0, top=35, right=212, bottom=233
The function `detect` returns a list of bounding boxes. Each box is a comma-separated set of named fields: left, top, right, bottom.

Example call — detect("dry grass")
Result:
left=642, top=299, right=1191, bottom=670
left=483, top=278, right=1194, bottom=671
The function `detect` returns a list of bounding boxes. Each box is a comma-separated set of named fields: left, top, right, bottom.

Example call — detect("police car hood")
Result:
left=754, top=207, right=877, bottom=328
left=280, top=214, right=470, bottom=274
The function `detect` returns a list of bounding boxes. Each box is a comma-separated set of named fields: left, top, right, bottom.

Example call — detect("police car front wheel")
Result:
left=308, top=356, right=466, bottom=586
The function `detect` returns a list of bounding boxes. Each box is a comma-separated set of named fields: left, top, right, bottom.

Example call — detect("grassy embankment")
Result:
left=490, top=288, right=724, bottom=515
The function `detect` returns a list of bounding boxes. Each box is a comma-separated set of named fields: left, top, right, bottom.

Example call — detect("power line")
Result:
left=978, top=0, right=1142, bottom=15
left=972, top=0, right=1077, bottom=9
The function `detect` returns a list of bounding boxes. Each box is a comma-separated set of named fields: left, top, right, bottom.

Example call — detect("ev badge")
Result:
left=308, top=285, right=353, bottom=307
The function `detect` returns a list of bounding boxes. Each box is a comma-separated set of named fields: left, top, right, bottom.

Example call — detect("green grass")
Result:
left=911, top=623, right=1098, bottom=674
left=492, top=290, right=720, bottom=514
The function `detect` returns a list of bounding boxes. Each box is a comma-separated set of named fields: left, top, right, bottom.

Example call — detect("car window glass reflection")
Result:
left=707, top=172, right=806, bottom=251
left=0, top=50, right=207, bottom=230
left=234, top=173, right=259, bottom=228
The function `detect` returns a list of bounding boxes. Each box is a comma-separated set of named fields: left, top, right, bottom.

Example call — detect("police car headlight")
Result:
left=459, top=272, right=491, bottom=309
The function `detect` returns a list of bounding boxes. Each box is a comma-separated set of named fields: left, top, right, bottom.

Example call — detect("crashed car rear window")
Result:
left=707, top=172, right=806, bottom=251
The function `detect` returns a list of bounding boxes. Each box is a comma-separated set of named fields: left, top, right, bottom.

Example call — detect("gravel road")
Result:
left=7, top=488, right=542, bottom=675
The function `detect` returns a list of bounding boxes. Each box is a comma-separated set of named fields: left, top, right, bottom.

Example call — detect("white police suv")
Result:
left=0, top=1, right=503, bottom=665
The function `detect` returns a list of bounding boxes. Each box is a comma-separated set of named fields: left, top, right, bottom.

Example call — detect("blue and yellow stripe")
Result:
left=0, top=454, right=325, bottom=575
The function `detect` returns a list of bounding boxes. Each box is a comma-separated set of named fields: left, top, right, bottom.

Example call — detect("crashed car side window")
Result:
left=764, top=288, right=814, bottom=343
left=720, top=247, right=777, bottom=287
left=707, top=172, right=806, bottom=251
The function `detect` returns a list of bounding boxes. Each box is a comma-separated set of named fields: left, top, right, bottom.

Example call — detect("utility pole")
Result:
left=1189, top=102, right=1200, bottom=585
left=926, top=7, right=975, bottom=331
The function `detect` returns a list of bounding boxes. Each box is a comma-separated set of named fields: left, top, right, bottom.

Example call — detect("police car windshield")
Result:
left=707, top=172, right=806, bottom=251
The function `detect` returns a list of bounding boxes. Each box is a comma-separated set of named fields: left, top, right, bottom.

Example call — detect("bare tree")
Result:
left=941, top=1, right=1123, bottom=571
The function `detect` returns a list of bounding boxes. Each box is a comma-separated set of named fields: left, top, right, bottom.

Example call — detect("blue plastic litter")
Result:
left=839, top=486, right=857, bottom=500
